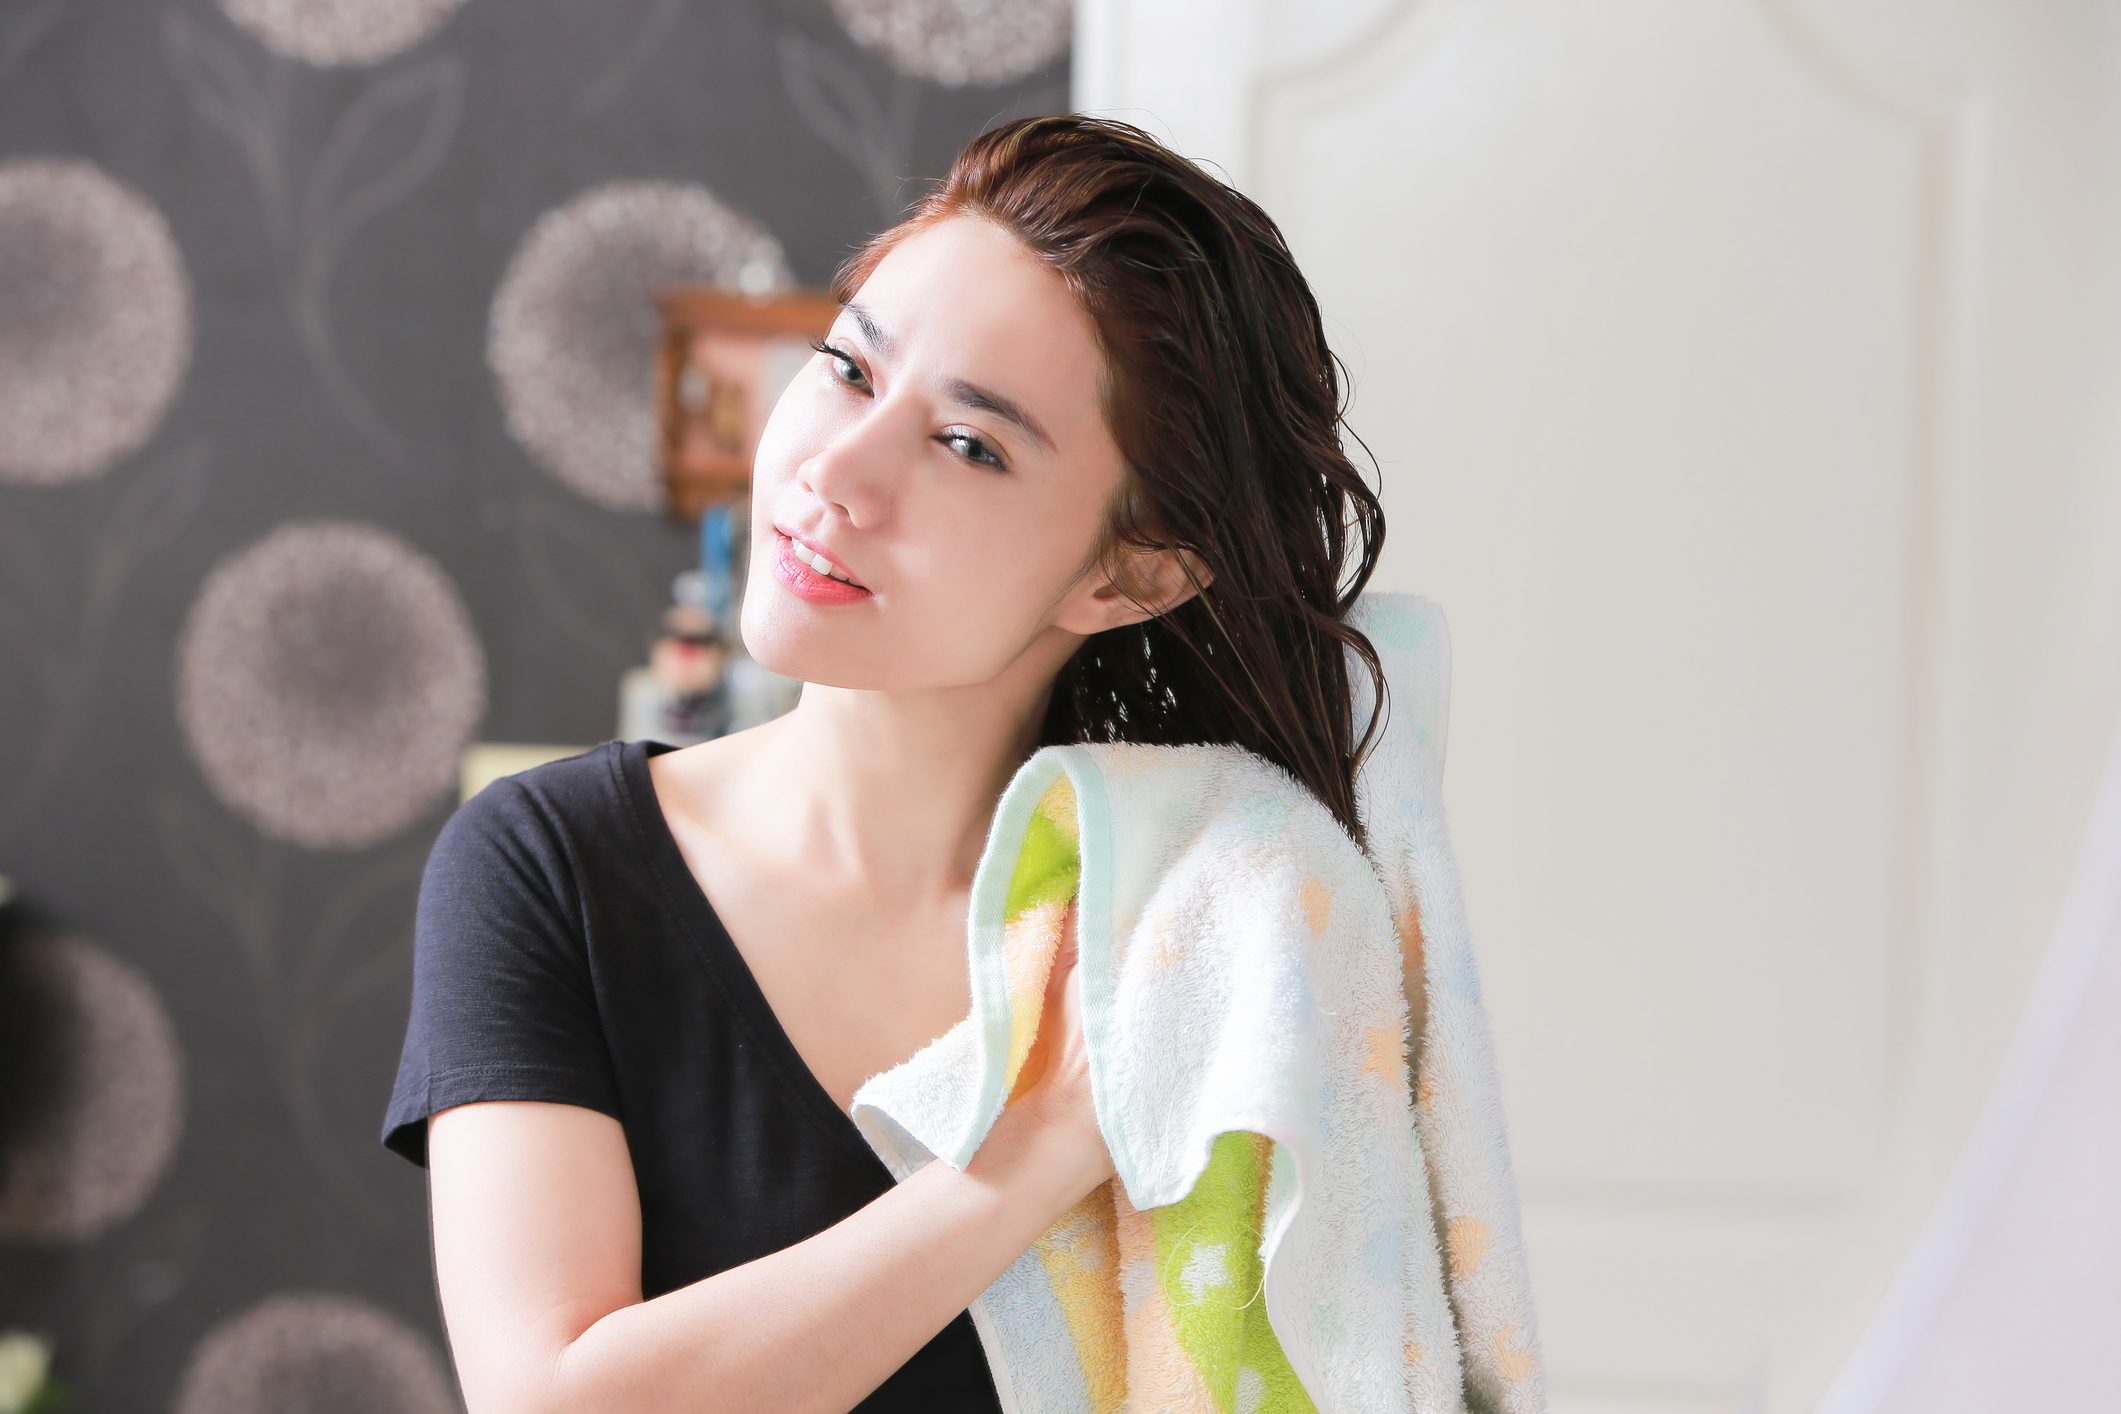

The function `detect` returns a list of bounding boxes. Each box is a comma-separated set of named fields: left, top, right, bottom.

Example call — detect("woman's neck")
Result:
left=743, top=677, right=1054, bottom=908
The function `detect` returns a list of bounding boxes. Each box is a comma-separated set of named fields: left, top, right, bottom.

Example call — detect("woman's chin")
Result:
left=739, top=609, right=855, bottom=686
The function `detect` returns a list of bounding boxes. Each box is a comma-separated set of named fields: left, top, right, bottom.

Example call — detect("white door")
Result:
left=1076, top=1, right=2121, bottom=1408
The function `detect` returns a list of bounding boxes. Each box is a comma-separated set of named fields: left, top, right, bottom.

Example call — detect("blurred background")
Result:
left=0, top=1, right=2115, bottom=1411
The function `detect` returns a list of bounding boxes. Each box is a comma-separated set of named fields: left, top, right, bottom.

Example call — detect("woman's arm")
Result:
left=428, top=1093, right=1109, bottom=1414
left=431, top=897, right=1106, bottom=1413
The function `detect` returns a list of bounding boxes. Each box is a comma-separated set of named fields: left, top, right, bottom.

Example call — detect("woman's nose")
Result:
left=798, top=406, right=899, bottom=528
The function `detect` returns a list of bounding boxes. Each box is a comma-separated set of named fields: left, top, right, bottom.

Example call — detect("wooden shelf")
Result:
left=653, top=285, right=842, bottom=524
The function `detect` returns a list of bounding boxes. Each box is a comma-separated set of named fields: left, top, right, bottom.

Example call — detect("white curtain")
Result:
left=1820, top=717, right=2121, bottom=1412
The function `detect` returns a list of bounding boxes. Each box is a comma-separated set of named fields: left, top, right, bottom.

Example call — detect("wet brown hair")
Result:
left=829, top=113, right=1390, bottom=854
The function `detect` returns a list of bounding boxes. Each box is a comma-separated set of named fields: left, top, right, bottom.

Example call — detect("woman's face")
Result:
left=743, top=213, right=1140, bottom=692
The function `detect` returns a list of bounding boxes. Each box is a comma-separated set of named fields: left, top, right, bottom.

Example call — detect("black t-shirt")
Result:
left=380, top=736, right=1004, bottom=1411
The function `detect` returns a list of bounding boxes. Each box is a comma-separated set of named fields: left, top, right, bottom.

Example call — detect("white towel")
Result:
left=850, top=591, right=1547, bottom=1411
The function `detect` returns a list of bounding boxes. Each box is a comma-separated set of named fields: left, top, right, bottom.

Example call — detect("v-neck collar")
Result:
left=612, top=736, right=891, bottom=1169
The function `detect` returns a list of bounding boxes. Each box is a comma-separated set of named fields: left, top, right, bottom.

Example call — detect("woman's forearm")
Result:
left=544, top=1105, right=1108, bottom=1414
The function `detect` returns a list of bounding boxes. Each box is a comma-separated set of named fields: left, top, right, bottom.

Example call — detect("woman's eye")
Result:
left=810, top=339, right=866, bottom=389
left=941, top=431, right=1006, bottom=471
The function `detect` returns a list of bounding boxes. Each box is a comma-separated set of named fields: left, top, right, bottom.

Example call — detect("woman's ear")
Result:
left=1053, top=541, right=1212, bottom=636
left=1099, top=542, right=1213, bottom=629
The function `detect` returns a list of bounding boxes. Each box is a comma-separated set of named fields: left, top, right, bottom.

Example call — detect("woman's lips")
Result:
left=778, top=525, right=866, bottom=586
left=773, top=531, right=873, bottom=604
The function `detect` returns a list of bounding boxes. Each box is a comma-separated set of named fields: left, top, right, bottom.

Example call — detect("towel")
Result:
left=848, top=591, right=1546, bottom=1412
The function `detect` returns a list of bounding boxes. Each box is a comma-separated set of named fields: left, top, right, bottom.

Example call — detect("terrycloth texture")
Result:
left=848, top=592, right=1546, bottom=1412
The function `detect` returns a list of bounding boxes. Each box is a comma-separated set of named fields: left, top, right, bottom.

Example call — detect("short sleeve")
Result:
left=380, top=775, right=624, bottom=1168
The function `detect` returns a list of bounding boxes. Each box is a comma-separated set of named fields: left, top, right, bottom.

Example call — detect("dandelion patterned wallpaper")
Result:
left=0, top=0, right=1068, bottom=1405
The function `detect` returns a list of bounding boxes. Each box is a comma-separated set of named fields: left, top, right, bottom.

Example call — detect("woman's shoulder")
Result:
left=499, top=736, right=629, bottom=799
left=428, top=739, right=635, bottom=884
left=442, top=728, right=769, bottom=883
left=459, top=738, right=634, bottom=825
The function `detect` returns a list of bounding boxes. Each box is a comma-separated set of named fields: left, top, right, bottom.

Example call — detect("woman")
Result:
left=381, top=112, right=1389, bottom=1412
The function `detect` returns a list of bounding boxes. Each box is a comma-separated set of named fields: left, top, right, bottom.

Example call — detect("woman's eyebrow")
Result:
left=842, top=299, right=1057, bottom=455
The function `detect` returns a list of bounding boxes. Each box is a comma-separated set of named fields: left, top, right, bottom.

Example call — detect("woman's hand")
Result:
left=1013, top=896, right=1116, bottom=1187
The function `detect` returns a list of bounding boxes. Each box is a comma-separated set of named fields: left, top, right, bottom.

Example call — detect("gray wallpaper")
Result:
left=0, top=0, right=1069, bottom=1405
